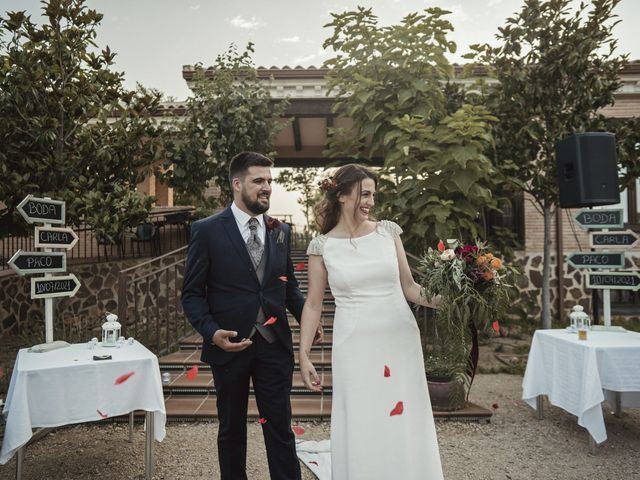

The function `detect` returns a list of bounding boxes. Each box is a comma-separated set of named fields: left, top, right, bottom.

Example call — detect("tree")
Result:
left=276, top=168, right=324, bottom=232
left=322, top=7, right=505, bottom=254
left=162, top=43, right=288, bottom=210
left=0, top=0, right=163, bottom=238
left=470, top=0, right=638, bottom=328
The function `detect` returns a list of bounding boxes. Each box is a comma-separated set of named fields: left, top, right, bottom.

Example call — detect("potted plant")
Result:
left=420, top=240, right=517, bottom=411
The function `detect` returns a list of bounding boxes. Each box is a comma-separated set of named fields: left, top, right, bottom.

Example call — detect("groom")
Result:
left=182, top=151, right=316, bottom=480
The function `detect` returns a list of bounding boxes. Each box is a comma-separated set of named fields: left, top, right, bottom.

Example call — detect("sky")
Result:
left=4, top=0, right=639, bottom=227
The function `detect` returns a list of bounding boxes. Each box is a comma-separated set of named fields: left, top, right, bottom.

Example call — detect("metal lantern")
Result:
left=101, top=312, right=121, bottom=347
left=569, top=305, right=590, bottom=333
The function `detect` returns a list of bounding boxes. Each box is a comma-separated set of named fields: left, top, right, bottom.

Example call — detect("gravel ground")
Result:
left=1, top=373, right=639, bottom=480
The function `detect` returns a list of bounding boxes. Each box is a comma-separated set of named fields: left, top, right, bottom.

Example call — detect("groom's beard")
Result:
left=241, top=189, right=270, bottom=215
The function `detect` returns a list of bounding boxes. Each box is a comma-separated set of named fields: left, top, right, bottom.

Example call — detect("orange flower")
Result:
left=490, top=258, right=502, bottom=269
left=477, top=255, right=488, bottom=265
left=482, top=270, right=494, bottom=281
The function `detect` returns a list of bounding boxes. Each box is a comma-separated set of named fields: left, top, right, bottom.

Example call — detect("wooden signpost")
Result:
left=8, top=195, right=80, bottom=343
left=573, top=208, right=639, bottom=327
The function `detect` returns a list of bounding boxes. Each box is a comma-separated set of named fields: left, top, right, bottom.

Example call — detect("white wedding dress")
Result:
left=307, top=220, right=444, bottom=480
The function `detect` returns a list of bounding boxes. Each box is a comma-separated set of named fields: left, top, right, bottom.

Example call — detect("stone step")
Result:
left=162, top=369, right=333, bottom=394
left=158, top=348, right=332, bottom=368
left=178, top=332, right=334, bottom=350
left=164, top=393, right=331, bottom=420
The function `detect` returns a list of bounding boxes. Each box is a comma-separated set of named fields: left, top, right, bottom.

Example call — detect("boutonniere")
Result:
left=266, top=216, right=285, bottom=244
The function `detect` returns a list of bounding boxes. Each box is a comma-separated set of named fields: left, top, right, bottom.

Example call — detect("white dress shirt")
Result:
left=231, top=202, right=266, bottom=244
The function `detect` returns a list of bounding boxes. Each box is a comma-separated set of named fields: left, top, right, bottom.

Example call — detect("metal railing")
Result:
left=117, top=246, right=190, bottom=356
left=1, top=207, right=195, bottom=271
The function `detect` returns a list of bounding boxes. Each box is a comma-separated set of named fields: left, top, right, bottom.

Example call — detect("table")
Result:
left=522, top=329, right=640, bottom=447
left=1, top=341, right=166, bottom=478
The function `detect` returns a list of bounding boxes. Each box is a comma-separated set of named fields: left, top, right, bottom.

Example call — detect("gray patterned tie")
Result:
left=246, top=217, right=263, bottom=267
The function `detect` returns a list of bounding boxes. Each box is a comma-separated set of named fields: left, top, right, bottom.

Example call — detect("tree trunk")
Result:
left=541, top=201, right=552, bottom=329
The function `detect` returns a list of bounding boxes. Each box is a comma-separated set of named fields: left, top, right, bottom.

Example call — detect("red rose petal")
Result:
left=384, top=365, right=391, bottom=377
left=264, top=316, right=277, bottom=326
left=309, top=461, right=318, bottom=466
left=259, top=417, right=267, bottom=424
left=295, top=262, right=305, bottom=271
left=279, top=276, right=288, bottom=282
left=114, top=371, right=135, bottom=385
left=292, top=425, right=305, bottom=436
left=437, top=240, right=445, bottom=252
left=186, top=365, right=198, bottom=380
left=389, top=401, right=404, bottom=416
left=492, top=321, right=500, bottom=335
left=97, top=409, right=108, bottom=419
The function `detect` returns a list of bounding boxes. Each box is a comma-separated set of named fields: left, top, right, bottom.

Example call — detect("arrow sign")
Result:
left=590, top=230, right=640, bottom=249
left=34, top=226, right=79, bottom=249
left=586, top=272, right=640, bottom=291
left=574, top=209, right=623, bottom=230
left=16, top=195, right=65, bottom=225
left=31, top=274, right=81, bottom=299
left=567, top=252, right=625, bottom=269
left=7, top=250, right=67, bottom=275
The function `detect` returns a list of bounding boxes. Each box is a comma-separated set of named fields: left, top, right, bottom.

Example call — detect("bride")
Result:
left=298, top=164, right=444, bottom=479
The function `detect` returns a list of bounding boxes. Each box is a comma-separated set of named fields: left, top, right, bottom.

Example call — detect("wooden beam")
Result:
left=292, top=117, right=302, bottom=151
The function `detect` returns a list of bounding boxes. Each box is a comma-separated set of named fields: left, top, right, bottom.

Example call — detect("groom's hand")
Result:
left=212, top=329, right=253, bottom=352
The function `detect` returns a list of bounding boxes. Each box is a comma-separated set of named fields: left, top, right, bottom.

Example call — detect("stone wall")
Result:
left=0, top=253, right=185, bottom=340
left=514, top=250, right=640, bottom=321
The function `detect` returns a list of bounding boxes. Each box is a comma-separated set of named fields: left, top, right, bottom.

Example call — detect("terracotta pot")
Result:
left=427, top=375, right=465, bottom=411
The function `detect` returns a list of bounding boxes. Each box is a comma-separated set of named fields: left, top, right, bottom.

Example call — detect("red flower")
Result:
left=384, top=365, right=391, bottom=377
left=265, top=216, right=282, bottom=231
left=437, top=240, right=445, bottom=252
left=259, top=417, right=267, bottom=424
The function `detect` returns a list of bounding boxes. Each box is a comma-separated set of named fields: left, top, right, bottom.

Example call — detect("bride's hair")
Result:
left=314, top=164, right=378, bottom=234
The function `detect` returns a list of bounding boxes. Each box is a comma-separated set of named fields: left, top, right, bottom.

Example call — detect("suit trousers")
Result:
left=210, top=334, right=301, bottom=480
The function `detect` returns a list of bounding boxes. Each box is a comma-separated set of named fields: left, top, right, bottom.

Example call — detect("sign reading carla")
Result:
left=589, top=230, right=639, bottom=249
left=34, top=226, right=79, bottom=249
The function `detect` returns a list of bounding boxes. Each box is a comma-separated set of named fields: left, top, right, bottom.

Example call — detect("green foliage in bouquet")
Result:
left=420, top=240, right=518, bottom=401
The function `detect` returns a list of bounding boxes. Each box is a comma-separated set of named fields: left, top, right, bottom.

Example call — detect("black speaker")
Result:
left=555, top=132, right=620, bottom=208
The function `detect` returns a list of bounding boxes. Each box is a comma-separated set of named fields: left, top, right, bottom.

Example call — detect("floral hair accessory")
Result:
left=318, top=177, right=337, bottom=193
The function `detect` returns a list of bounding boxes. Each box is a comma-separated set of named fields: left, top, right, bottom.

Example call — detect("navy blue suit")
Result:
left=181, top=207, right=305, bottom=480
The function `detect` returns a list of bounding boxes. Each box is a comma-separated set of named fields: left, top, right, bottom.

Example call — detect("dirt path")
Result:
left=1, top=373, right=638, bottom=479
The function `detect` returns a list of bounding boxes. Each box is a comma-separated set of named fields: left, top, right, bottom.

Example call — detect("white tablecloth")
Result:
left=1, top=341, right=166, bottom=464
left=522, top=329, right=640, bottom=443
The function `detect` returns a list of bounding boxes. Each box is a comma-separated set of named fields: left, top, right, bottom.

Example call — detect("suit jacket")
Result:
left=181, top=207, right=306, bottom=365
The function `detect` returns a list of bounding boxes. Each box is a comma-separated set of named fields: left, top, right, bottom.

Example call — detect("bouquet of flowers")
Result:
left=420, top=239, right=517, bottom=406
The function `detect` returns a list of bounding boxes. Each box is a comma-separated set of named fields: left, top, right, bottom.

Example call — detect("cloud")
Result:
left=487, top=0, right=505, bottom=6
left=189, top=4, right=201, bottom=10
left=291, top=48, right=331, bottom=65
left=277, top=36, right=301, bottom=43
left=292, top=53, right=318, bottom=64
left=229, top=15, right=263, bottom=30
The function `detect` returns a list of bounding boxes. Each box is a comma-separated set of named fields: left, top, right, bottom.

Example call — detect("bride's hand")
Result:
left=300, top=356, right=322, bottom=392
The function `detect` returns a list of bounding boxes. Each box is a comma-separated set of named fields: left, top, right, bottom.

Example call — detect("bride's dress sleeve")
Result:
left=379, top=220, right=403, bottom=238
left=306, top=235, right=327, bottom=256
